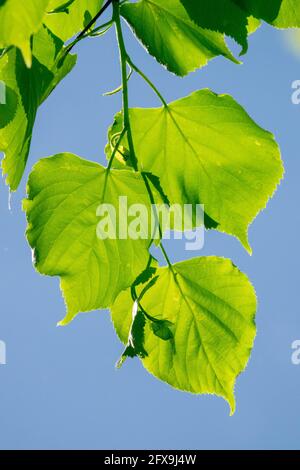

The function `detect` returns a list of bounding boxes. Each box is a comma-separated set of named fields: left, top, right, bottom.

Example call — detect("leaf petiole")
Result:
left=126, top=56, right=168, bottom=108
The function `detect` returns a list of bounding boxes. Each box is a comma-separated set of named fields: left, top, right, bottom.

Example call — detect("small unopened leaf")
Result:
left=117, top=304, right=148, bottom=368
left=151, top=319, right=174, bottom=341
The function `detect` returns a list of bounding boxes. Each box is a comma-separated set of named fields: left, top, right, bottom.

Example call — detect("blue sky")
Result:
left=0, top=17, right=300, bottom=450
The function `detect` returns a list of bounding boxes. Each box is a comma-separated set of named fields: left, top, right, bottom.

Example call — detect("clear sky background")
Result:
left=0, top=16, right=300, bottom=450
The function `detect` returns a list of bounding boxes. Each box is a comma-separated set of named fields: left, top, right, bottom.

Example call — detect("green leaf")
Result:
left=45, top=0, right=103, bottom=42
left=124, top=89, right=283, bottom=251
left=181, top=1, right=300, bottom=45
left=120, top=0, right=238, bottom=77
left=112, top=256, right=257, bottom=414
left=236, top=0, right=300, bottom=27
left=235, top=0, right=281, bottom=24
left=0, top=26, right=76, bottom=191
left=0, top=84, right=18, bottom=128
left=23, top=152, right=153, bottom=325
left=267, top=0, right=300, bottom=27
left=180, top=0, right=250, bottom=54
left=0, top=0, right=50, bottom=67
left=246, top=16, right=261, bottom=34
left=106, top=112, right=218, bottom=231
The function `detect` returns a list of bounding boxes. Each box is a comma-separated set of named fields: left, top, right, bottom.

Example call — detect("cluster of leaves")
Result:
left=0, top=0, right=296, bottom=412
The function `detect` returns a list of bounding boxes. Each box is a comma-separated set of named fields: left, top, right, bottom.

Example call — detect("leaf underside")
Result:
left=23, top=152, right=153, bottom=325
left=121, top=0, right=239, bottom=77
left=0, top=0, right=49, bottom=67
left=0, top=26, right=76, bottom=191
left=109, top=89, right=283, bottom=251
left=112, top=256, right=257, bottom=414
left=45, top=0, right=104, bottom=42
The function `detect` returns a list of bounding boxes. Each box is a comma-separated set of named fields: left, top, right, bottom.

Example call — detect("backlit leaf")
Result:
left=268, top=0, right=300, bottom=28
left=112, top=256, right=257, bottom=414
left=236, top=0, right=300, bottom=27
left=125, top=89, right=283, bottom=251
left=23, top=153, right=153, bottom=325
left=45, top=0, right=103, bottom=42
left=180, top=0, right=250, bottom=54
left=120, top=0, right=238, bottom=77
left=0, top=26, right=76, bottom=191
left=0, top=0, right=50, bottom=67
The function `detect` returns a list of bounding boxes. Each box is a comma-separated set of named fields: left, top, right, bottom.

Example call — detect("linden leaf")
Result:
left=0, top=0, right=50, bottom=67
left=23, top=152, right=153, bottom=325
left=0, top=26, right=76, bottom=191
left=112, top=256, right=257, bottom=414
left=45, top=0, right=104, bottom=42
left=265, top=0, right=300, bottom=27
left=181, top=1, right=300, bottom=46
left=120, top=0, right=238, bottom=77
left=180, top=0, right=250, bottom=54
left=124, top=89, right=284, bottom=251
left=235, top=0, right=300, bottom=27
left=106, top=112, right=218, bottom=231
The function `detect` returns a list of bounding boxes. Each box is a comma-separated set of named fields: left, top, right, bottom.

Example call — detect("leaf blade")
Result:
left=121, top=0, right=238, bottom=77
left=112, top=256, right=257, bottom=414
left=45, top=0, right=104, bottom=42
left=23, top=152, right=153, bottom=324
left=0, top=26, right=76, bottom=191
left=0, top=0, right=50, bottom=66
left=127, top=89, right=284, bottom=250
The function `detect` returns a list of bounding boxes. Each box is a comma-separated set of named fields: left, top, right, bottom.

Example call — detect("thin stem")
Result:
left=113, top=0, right=138, bottom=171
left=66, top=0, right=114, bottom=55
left=64, top=19, right=113, bottom=58
left=113, top=0, right=174, bottom=274
left=126, top=56, right=168, bottom=108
